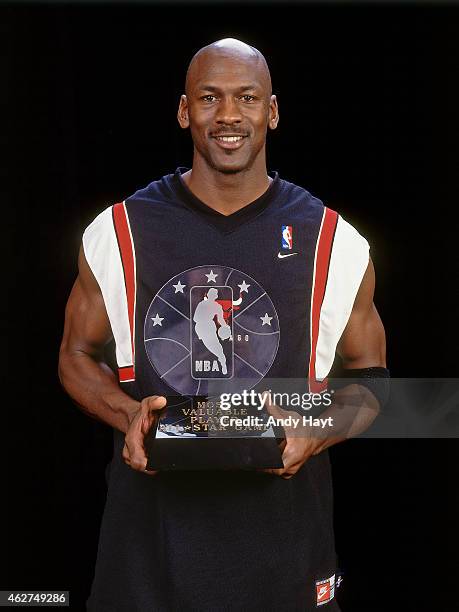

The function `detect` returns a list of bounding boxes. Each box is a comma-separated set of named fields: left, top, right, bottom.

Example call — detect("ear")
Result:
left=177, top=94, right=190, bottom=129
left=268, top=94, right=279, bottom=130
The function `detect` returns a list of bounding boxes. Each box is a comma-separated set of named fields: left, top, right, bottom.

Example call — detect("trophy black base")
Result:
left=144, top=397, right=284, bottom=471
left=146, top=435, right=284, bottom=471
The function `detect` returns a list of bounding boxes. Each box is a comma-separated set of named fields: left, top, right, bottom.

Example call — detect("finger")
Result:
left=277, top=457, right=303, bottom=479
left=280, top=438, right=300, bottom=466
left=124, top=396, right=166, bottom=472
left=312, top=441, right=327, bottom=456
left=142, top=468, right=159, bottom=477
left=122, top=442, right=131, bottom=464
left=256, top=440, right=298, bottom=476
left=280, top=439, right=313, bottom=474
left=283, top=447, right=315, bottom=472
left=258, top=467, right=286, bottom=477
left=142, top=395, right=167, bottom=414
left=125, top=426, right=149, bottom=471
left=280, top=454, right=299, bottom=474
left=124, top=439, right=158, bottom=475
left=128, top=448, right=148, bottom=471
left=138, top=396, right=167, bottom=434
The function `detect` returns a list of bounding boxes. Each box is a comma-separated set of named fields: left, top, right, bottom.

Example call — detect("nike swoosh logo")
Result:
left=317, top=587, right=329, bottom=600
left=278, top=252, right=298, bottom=259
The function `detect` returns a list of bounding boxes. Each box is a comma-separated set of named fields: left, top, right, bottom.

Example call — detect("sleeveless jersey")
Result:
left=83, top=167, right=369, bottom=612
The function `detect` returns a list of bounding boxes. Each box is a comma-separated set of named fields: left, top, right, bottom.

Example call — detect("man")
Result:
left=58, top=38, right=387, bottom=611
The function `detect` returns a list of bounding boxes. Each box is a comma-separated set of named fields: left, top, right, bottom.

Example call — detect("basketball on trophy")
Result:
left=218, top=324, right=231, bottom=340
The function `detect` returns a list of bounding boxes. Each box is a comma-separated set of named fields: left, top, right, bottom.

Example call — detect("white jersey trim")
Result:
left=315, top=215, right=370, bottom=380
left=82, top=206, right=134, bottom=371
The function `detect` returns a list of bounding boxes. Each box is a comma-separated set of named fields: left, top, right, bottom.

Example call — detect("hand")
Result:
left=122, top=395, right=167, bottom=476
left=262, top=394, right=333, bottom=480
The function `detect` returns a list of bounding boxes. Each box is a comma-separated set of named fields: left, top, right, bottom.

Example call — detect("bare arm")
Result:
left=315, top=255, right=387, bottom=441
left=336, top=256, right=386, bottom=370
left=265, top=256, right=387, bottom=478
left=58, top=244, right=140, bottom=433
left=58, top=245, right=165, bottom=475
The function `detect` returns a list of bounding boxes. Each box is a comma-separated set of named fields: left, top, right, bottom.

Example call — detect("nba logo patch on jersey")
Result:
left=281, top=225, right=293, bottom=250
left=315, top=574, right=335, bottom=606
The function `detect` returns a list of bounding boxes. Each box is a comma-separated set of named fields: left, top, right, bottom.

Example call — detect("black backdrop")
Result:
left=4, top=3, right=459, bottom=611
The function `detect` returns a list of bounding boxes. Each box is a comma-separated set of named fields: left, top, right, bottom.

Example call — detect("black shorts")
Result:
left=86, top=431, right=340, bottom=612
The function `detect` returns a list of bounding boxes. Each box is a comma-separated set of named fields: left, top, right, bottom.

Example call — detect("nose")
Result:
left=215, top=95, right=243, bottom=125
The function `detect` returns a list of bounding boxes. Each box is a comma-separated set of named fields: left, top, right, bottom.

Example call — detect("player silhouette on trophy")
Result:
left=193, top=288, right=231, bottom=375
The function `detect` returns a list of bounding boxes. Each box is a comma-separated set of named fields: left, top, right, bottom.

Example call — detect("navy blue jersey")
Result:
left=83, top=167, right=368, bottom=398
left=83, top=167, right=369, bottom=611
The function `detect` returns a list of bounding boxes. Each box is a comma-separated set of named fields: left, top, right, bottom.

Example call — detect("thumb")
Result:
left=138, top=396, right=167, bottom=434
left=262, top=391, right=290, bottom=420
left=145, top=395, right=167, bottom=412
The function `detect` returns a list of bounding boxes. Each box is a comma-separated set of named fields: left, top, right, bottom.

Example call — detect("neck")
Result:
left=181, top=152, right=272, bottom=216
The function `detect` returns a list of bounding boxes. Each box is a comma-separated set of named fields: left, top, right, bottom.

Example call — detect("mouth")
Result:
left=212, top=134, right=248, bottom=150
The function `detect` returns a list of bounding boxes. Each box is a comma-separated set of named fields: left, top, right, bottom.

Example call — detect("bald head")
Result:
left=185, top=38, right=272, bottom=100
left=178, top=37, right=279, bottom=176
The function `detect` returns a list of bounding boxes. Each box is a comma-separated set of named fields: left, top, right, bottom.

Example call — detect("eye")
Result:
left=241, top=95, right=256, bottom=102
left=201, top=95, right=217, bottom=102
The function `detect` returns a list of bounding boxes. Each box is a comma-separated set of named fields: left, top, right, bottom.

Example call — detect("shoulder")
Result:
left=278, top=176, right=326, bottom=213
left=279, top=176, right=369, bottom=246
left=126, top=172, right=175, bottom=204
left=82, top=171, right=175, bottom=239
left=82, top=205, right=114, bottom=248
left=333, top=213, right=370, bottom=252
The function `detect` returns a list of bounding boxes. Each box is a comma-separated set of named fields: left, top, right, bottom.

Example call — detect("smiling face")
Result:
left=178, top=40, right=279, bottom=175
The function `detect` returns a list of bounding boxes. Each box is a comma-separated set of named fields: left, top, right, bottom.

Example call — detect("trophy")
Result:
left=143, top=266, right=284, bottom=470
left=145, top=396, right=284, bottom=471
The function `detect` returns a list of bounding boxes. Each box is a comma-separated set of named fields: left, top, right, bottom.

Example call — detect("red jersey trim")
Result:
left=309, top=207, right=338, bottom=393
left=118, top=365, right=135, bottom=383
left=112, top=202, right=136, bottom=382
